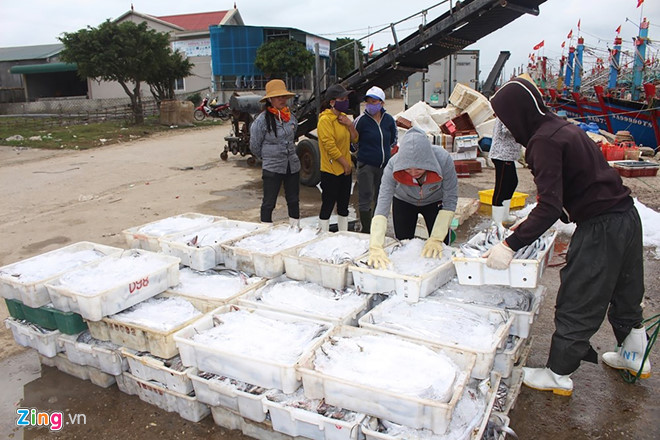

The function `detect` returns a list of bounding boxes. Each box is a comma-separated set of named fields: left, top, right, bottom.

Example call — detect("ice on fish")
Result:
left=196, top=370, right=268, bottom=395
left=169, top=267, right=261, bottom=299
left=266, top=388, right=358, bottom=422
left=363, top=297, right=505, bottom=351
left=1, top=248, right=108, bottom=283
left=233, top=227, right=319, bottom=254
left=298, top=235, right=369, bottom=264
left=76, top=330, right=123, bottom=350
left=137, top=215, right=216, bottom=237
left=110, top=296, right=201, bottom=332
left=191, top=310, right=326, bottom=364
left=171, top=223, right=259, bottom=248
left=385, top=239, right=452, bottom=276
left=428, top=279, right=533, bottom=311
left=313, top=333, right=460, bottom=402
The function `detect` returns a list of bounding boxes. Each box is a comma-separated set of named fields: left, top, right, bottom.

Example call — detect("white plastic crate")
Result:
left=464, top=98, right=494, bottom=127
left=297, top=326, right=475, bottom=435
left=221, top=225, right=321, bottom=277
left=264, top=392, right=366, bottom=440
left=119, top=372, right=210, bottom=422
left=6, top=318, right=63, bottom=358
left=188, top=368, right=268, bottom=422
left=122, top=212, right=225, bottom=252
left=159, top=220, right=265, bottom=271
left=45, top=249, right=181, bottom=321
left=282, top=231, right=377, bottom=290
left=238, top=276, right=372, bottom=326
left=0, top=242, right=123, bottom=308
left=86, top=296, right=203, bottom=358
left=348, top=244, right=456, bottom=302
left=452, top=230, right=556, bottom=289
left=210, top=405, right=244, bottom=431
left=57, top=331, right=127, bottom=375
left=493, top=336, right=527, bottom=379
left=121, top=348, right=194, bottom=394
left=499, top=367, right=524, bottom=415
left=241, top=416, right=300, bottom=440
left=174, top=304, right=332, bottom=394
left=448, top=83, right=482, bottom=110
left=41, top=353, right=117, bottom=388
left=358, top=298, right=512, bottom=379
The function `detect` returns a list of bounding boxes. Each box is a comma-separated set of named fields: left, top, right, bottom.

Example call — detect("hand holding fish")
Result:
left=484, top=241, right=515, bottom=270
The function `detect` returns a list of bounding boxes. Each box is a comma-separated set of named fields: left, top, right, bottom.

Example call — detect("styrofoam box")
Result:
left=221, top=225, right=321, bottom=278
left=348, top=245, right=456, bottom=303
left=120, top=371, right=210, bottom=422
left=86, top=297, right=203, bottom=358
left=0, top=242, right=123, bottom=308
left=174, top=305, right=332, bottom=394
left=297, top=326, right=476, bottom=435
left=427, top=284, right=546, bottom=338
left=40, top=353, right=116, bottom=388
left=464, top=98, right=494, bottom=127
left=122, top=212, right=225, bottom=252
left=121, top=348, right=194, bottom=394
left=45, top=249, right=181, bottom=321
left=159, top=220, right=266, bottom=271
left=358, top=298, right=512, bottom=379
left=188, top=368, right=268, bottom=422
left=264, top=397, right=366, bottom=440
left=6, top=318, right=63, bottom=358
left=161, top=274, right=268, bottom=313
left=452, top=230, right=557, bottom=289
left=57, top=332, right=127, bottom=375
left=493, top=336, right=526, bottom=379
left=238, top=276, right=372, bottom=327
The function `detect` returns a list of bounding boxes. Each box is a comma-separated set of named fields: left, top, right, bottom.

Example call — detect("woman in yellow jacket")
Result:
left=317, top=84, right=358, bottom=232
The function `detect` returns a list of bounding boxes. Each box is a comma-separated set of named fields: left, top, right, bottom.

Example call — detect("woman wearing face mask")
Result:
left=316, top=84, right=359, bottom=232
left=353, top=86, right=397, bottom=233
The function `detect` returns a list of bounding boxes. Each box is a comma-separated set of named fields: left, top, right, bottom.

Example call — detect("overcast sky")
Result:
left=1, top=0, right=658, bottom=82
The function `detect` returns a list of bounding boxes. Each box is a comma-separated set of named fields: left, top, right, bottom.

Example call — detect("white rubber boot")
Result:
left=288, top=217, right=300, bottom=229
left=522, top=367, right=573, bottom=396
left=602, top=328, right=652, bottom=379
left=337, top=216, right=349, bottom=232
left=319, top=218, right=329, bottom=232
left=492, top=205, right=507, bottom=225
left=260, top=221, right=273, bottom=226
left=502, top=200, right=518, bottom=223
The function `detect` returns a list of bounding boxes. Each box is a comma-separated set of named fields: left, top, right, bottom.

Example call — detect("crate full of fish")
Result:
left=39, top=352, right=117, bottom=388
left=117, top=371, right=210, bottom=422
left=452, top=227, right=556, bottom=288
left=87, top=296, right=203, bottom=359
left=122, top=212, right=225, bottom=252
left=492, top=335, right=527, bottom=379
left=358, top=297, right=512, bottom=379
left=348, top=239, right=456, bottom=303
left=297, top=325, right=475, bottom=435
left=221, top=225, right=321, bottom=277
left=360, top=374, right=501, bottom=440
left=159, top=219, right=266, bottom=271
left=5, top=317, right=63, bottom=358
left=160, top=267, right=266, bottom=313
left=188, top=368, right=269, bottom=422
left=0, top=242, right=123, bottom=308
left=45, top=249, right=181, bottom=322
left=238, top=276, right=372, bottom=326
left=282, top=231, right=377, bottom=290
left=120, top=349, right=194, bottom=394
left=57, top=331, right=127, bottom=376
left=426, top=281, right=546, bottom=338
left=174, top=304, right=332, bottom=394
left=263, top=388, right=366, bottom=440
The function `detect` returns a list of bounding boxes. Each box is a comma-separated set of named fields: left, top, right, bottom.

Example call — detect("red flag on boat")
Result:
left=561, top=41, right=566, bottom=48
left=616, top=25, right=621, bottom=34
left=637, top=0, right=644, bottom=8
left=533, top=40, right=544, bottom=51
left=577, top=19, right=581, bottom=31
left=567, top=29, right=573, bottom=39
left=369, top=43, right=374, bottom=54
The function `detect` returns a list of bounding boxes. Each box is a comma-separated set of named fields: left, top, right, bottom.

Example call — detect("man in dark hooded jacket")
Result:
left=484, top=76, right=650, bottom=396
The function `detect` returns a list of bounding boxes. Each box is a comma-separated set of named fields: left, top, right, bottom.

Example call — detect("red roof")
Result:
left=155, top=11, right=229, bottom=31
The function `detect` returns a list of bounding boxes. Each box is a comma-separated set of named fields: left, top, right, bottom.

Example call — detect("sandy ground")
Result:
left=1, top=100, right=659, bottom=439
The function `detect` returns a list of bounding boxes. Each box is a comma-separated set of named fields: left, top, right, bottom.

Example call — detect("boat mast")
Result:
left=631, top=18, right=649, bottom=101
left=565, top=46, right=575, bottom=96
left=573, top=37, right=584, bottom=93
left=607, top=36, right=623, bottom=93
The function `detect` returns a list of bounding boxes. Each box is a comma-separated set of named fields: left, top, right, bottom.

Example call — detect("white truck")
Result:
left=405, top=50, right=480, bottom=108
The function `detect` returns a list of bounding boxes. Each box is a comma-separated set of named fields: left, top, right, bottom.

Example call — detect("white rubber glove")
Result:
left=483, top=241, right=515, bottom=270
left=422, top=210, right=454, bottom=259
left=367, top=215, right=391, bottom=270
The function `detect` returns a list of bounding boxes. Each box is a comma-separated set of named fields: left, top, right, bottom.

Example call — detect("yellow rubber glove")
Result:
left=368, top=215, right=391, bottom=270
left=483, top=241, right=515, bottom=269
left=422, top=210, right=454, bottom=259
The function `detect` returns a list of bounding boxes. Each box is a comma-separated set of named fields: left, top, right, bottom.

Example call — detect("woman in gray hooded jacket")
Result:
left=367, top=126, right=458, bottom=268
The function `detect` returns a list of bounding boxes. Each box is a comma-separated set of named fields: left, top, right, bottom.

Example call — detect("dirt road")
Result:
left=1, top=103, right=659, bottom=439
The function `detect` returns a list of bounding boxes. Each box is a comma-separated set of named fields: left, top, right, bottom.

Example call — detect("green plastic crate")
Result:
left=48, top=307, right=87, bottom=335
left=21, top=304, right=58, bottom=330
left=4, top=299, right=26, bottom=320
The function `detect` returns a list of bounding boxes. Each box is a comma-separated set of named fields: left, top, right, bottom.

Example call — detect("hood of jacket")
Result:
left=392, top=126, right=442, bottom=185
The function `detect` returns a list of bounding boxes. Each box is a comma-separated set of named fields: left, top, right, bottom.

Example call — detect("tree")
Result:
left=254, top=39, right=314, bottom=83
left=335, top=38, right=365, bottom=80
left=59, top=20, right=190, bottom=124
left=146, top=49, right=193, bottom=103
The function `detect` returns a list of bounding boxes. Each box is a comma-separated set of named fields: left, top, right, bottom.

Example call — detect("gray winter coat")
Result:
left=374, top=127, right=458, bottom=216
left=489, top=118, right=522, bottom=162
left=249, top=111, right=301, bottom=174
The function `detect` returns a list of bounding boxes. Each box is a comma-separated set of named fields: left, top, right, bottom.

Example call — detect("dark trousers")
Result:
left=392, top=197, right=449, bottom=243
left=319, top=172, right=352, bottom=219
left=547, top=207, right=645, bottom=375
left=492, top=159, right=518, bottom=206
left=261, top=168, right=299, bottom=223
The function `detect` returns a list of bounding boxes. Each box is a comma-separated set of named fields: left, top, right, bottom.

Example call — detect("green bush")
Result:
left=187, top=92, right=202, bottom=106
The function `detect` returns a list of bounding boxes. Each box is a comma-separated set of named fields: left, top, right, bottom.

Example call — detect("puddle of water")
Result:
left=0, top=349, right=41, bottom=440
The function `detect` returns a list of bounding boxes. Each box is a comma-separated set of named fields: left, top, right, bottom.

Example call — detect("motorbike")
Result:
left=194, top=96, right=231, bottom=121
